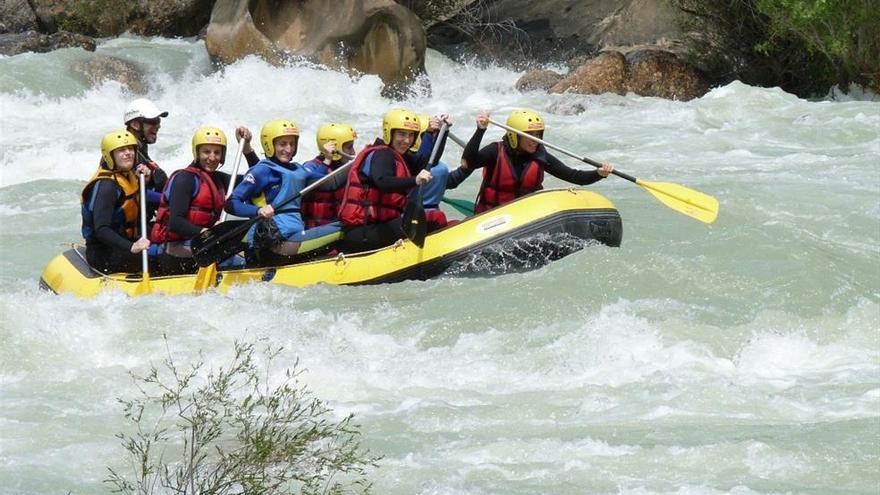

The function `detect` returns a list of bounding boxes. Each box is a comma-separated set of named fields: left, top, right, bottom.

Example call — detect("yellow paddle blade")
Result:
left=131, top=273, right=152, bottom=296
left=635, top=179, right=719, bottom=224
left=193, top=263, right=218, bottom=292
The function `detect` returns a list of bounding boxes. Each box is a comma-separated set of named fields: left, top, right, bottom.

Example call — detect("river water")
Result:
left=1, top=36, right=878, bottom=494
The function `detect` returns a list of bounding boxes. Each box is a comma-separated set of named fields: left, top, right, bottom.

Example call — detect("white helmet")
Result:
left=123, top=98, right=169, bottom=124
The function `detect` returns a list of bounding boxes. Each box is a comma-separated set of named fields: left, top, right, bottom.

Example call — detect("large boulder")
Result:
left=72, top=55, right=148, bottom=94
left=623, top=49, right=709, bottom=101
left=550, top=51, right=627, bottom=95
left=549, top=50, right=709, bottom=100
left=206, top=0, right=427, bottom=98
left=29, top=0, right=211, bottom=37
left=0, top=0, right=39, bottom=34
left=0, top=30, right=95, bottom=56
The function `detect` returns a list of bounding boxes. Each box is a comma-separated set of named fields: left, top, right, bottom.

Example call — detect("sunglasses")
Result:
left=141, top=118, right=161, bottom=125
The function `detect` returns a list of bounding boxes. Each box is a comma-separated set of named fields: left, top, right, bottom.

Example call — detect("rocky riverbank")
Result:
left=2, top=0, right=876, bottom=99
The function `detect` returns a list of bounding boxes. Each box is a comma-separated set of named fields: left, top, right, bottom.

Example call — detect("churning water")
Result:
left=1, top=35, right=878, bottom=494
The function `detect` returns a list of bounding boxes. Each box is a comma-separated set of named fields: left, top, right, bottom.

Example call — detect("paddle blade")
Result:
left=193, top=263, right=218, bottom=292
left=132, top=272, right=152, bottom=296
left=636, top=179, right=719, bottom=224
left=402, top=195, right=427, bottom=248
left=191, top=219, right=251, bottom=267
left=441, top=196, right=476, bottom=216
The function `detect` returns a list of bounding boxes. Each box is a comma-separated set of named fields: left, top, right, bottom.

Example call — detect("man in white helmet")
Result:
left=123, top=98, right=169, bottom=222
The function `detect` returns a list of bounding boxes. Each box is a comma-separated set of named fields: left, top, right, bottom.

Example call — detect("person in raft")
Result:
left=337, top=107, right=453, bottom=252
left=409, top=112, right=464, bottom=230
left=225, top=119, right=342, bottom=266
left=149, top=126, right=261, bottom=275
left=123, top=98, right=170, bottom=222
left=459, top=109, right=614, bottom=213
left=80, top=130, right=152, bottom=274
left=300, top=123, right=359, bottom=229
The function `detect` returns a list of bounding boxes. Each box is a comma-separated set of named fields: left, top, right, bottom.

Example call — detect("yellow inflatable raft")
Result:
left=39, top=189, right=622, bottom=298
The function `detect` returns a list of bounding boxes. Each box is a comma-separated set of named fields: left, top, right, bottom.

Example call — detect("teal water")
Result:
left=0, top=36, right=878, bottom=494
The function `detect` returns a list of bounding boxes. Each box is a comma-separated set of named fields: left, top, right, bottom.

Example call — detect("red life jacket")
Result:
left=475, top=142, right=545, bottom=213
left=150, top=165, right=225, bottom=243
left=338, top=144, right=410, bottom=226
left=300, top=156, right=344, bottom=228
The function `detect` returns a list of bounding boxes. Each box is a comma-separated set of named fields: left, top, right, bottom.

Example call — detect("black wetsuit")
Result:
left=84, top=180, right=144, bottom=274
left=340, top=137, right=449, bottom=253
left=156, top=151, right=260, bottom=274
left=459, top=127, right=605, bottom=188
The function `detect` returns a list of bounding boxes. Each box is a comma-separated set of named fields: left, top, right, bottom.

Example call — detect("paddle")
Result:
left=193, top=137, right=245, bottom=291
left=487, top=118, right=719, bottom=224
left=133, top=171, right=152, bottom=295
left=441, top=196, right=476, bottom=216
left=191, top=158, right=355, bottom=267
left=402, top=122, right=449, bottom=248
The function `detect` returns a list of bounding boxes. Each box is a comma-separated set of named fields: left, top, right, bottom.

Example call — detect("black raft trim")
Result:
left=351, top=207, right=622, bottom=286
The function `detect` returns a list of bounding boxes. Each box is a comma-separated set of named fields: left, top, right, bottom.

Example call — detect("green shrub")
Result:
left=105, top=337, right=378, bottom=495
left=672, top=0, right=879, bottom=95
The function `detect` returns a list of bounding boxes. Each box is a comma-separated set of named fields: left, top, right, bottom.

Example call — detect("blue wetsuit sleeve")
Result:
left=417, top=131, right=434, bottom=158
left=225, top=164, right=268, bottom=218
left=146, top=190, right=162, bottom=205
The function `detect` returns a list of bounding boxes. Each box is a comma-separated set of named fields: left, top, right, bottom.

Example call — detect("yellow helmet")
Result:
left=260, top=119, right=300, bottom=157
left=100, top=130, right=138, bottom=169
left=505, top=109, right=545, bottom=149
left=191, top=126, right=228, bottom=163
left=382, top=108, right=420, bottom=144
left=316, top=123, right=358, bottom=161
left=410, top=113, right=431, bottom=152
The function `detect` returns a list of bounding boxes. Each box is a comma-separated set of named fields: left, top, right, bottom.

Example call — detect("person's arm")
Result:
left=90, top=181, right=135, bottom=251
left=225, top=165, right=268, bottom=217
left=370, top=149, right=417, bottom=191
left=165, top=172, right=205, bottom=239
left=446, top=166, right=474, bottom=189
left=462, top=127, right=494, bottom=171
left=542, top=151, right=605, bottom=185
left=244, top=150, right=260, bottom=166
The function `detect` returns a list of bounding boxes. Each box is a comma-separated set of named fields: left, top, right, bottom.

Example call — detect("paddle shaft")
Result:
left=487, top=118, right=637, bottom=183
left=447, top=130, right=467, bottom=148
left=219, top=136, right=245, bottom=223
left=137, top=172, right=149, bottom=277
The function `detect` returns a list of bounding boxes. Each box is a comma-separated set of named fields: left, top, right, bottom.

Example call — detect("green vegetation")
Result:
left=105, top=338, right=377, bottom=495
left=672, top=0, right=879, bottom=96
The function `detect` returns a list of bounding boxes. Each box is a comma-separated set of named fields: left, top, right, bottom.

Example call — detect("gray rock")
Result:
left=0, top=30, right=95, bottom=56
left=428, top=0, right=681, bottom=67
left=72, top=55, right=148, bottom=94
left=0, top=0, right=39, bottom=34
left=516, top=69, right=563, bottom=92
left=30, top=0, right=211, bottom=37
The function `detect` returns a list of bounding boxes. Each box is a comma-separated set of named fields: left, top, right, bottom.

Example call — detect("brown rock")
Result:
left=206, top=0, right=427, bottom=98
left=0, top=30, right=95, bottom=56
left=516, top=69, right=563, bottom=92
left=547, top=49, right=708, bottom=100
left=72, top=55, right=148, bottom=94
left=624, top=49, right=708, bottom=100
left=551, top=51, right=627, bottom=95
